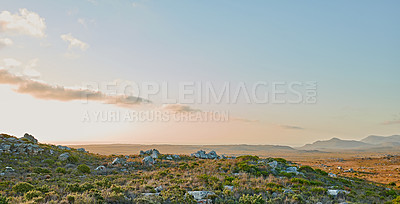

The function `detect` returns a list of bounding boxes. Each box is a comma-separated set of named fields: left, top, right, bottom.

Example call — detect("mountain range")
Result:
left=299, top=135, right=400, bottom=151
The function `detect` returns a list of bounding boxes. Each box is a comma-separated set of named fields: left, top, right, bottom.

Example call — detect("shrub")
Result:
left=33, top=167, right=51, bottom=174
left=0, top=195, right=9, bottom=204
left=77, top=164, right=91, bottom=174
left=389, top=182, right=397, bottom=186
left=25, top=190, right=42, bottom=200
left=237, top=155, right=259, bottom=161
left=298, top=166, right=314, bottom=173
left=67, top=155, right=79, bottom=164
left=274, top=158, right=287, bottom=164
left=56, top=167, right=67, bottom=174
left=67, top=195, right=75, bottom=203
left=12, top=182, right=34, bottom=193
left=239, top=194, right=265, bottom=204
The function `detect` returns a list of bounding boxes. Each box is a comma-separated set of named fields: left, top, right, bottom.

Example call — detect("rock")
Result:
left=328, top=189, right=350, bottom=196
left=283, top=189, right=294, bottom=194
left=142, top=193, right=160, bottom=196
left=151, top=149, right=160, bottom=159
left=329, top=173, right=337, bottom=178
left=57, top=145, right=71, bottom=151
left=208, top=150, right=218, bottom=159
left=172, top=155, right=181, bottom=159
left=224, top=185, right=234, bottom=191
left=5, top=167, right=14, bottom=172
left=58, top=153, right=70, bottom=161
left=166, top=156, right=173, bottom=160
left=77, top=148, right=86, bottom=152
left=95, top=165, right=106, bottom=171
left=139, top=150, right=145, bottom=156
left=191, top=150, right=219, bottom=159
left=112, top=158, right=126, bottom=165
left=285, top=166, right=299, bottom=174
left=268, top=160, right=278, bottom=168
left=65, top=164, right=76, bottom=169
left=187, top=191, right=215, bottom=201
left=22, top=133, right=38, bottom=144
left=337, top=166, right=343, bottom=170
left=143, top=156, right=155, bottom=166
left=155, top=185, right=163, bottom=192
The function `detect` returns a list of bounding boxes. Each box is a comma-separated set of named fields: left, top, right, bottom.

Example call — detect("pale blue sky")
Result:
left=0, top=0, right=399, bottom=145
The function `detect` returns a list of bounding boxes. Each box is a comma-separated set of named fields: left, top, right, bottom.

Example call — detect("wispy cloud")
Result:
left=61, top=33, right=89, bottom=51
left=0, top=38, right=13, bottom=48
left=0, top=9, right=46, bottom=38
left=230, top=117, right=259, bottom=123
left=0, top=69, right=149, bottom=106
left=281, top=125, right=304, bottom=130
left=161, top=104, right=200, bottom=113
left=382, top=120, right=400, bottom=125
left=2, top=58, right=21, bottom=68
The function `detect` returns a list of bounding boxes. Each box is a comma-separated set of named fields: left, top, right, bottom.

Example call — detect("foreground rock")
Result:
left=58, top=153, right=70, bottom=161
left=22, top=133, right=38, bottom=144
left=187, top=191, right=215, bottom=202
left=143, top=156, right=155, bottom=166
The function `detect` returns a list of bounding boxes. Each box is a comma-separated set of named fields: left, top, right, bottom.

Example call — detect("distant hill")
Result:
left=361, top=135, right=400, bottom=144
left=299, top=138, right=372, bottom=150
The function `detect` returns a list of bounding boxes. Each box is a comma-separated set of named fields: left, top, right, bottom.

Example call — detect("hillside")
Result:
left=361, top=135, right=400, bottom=144
left=299, top=138, right=372, bottom=151
left=1, top=133, right=400, bottom=203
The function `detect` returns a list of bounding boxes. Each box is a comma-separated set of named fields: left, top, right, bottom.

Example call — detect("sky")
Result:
left=0, top=0, right=399, bottom=146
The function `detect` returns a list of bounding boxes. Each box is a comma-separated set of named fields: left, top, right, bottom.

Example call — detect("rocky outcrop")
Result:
left=140, top=149, right=160, bottom=159
left=95, top=165, right=106, bottom=171
left=142, top=156, right=155, bottom=166
left=58, top=153, right=70, bottom=161
left=0, top=134, right=44, bottom=155
left=22, top=133, right=38, bottom=144
left=191, top=150, right=221, bottom=159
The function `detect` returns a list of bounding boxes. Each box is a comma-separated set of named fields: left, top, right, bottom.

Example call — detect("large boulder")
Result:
left=143, top=156, right=155, bottom=166
left=151, top=149, right=160, bottom=159
left=22, top=133, right=38, bottom=144
left=58, top=153, right=70, bottom=161
left=191, top=150, right=219, bottom=159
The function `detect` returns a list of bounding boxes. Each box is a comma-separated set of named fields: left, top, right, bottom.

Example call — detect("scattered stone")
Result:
left=77, top=148, right=87, bottom=153
left=268, top=160, right=278, bottom=168
left=57, top=145, right=71, bottom=151
left=22, top=133, right=38, bottom=144
left=172, top=155, right=181, bottom=159
left=95, top=165, right=106, bottom=171
left=328, top=189, right=350, bottom=196
left=155, top=185, right=163, bottom=192
left=166, top=156, right=173, bottom=160
left=58, top=153, right=70, bottom=161
left=142, top=193, right=160, bottom=196
left=5, top=167, right=14, bottom=172
left=143, top=156, right=155, bottom=166
left=187, top=191, right=215, bottom=201
left=224, top=185, right=234, bottom=191
left=65, top=164, right=76, bottom=169
left=337, top=166, right=343, bottom=170
left=285, top=166, right=299, bottom=174
left=283, top=189, right=294, bottom=194
left=329, top=173, right=337, bottom=178
left=112, top=157, right=126, bottom=165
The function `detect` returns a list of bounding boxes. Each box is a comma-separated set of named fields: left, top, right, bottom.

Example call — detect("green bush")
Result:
left=239, top=194, right=265, bottom=204
left=237, top=155, right=259, bottom=161
left=25, top=190, right=42, bottom=200
left=33, top=167, right=51, bottom=174
left=12, top=182, right=34, bottom=193
left=56, top=167, right=67, bottom=174
left=77, top=164, right=91, bottom=174
left=298, top=166, right=314, bottom=173
left=67, top=155, right=79, bottom=164
left=0, top=195, right=9, bottom=204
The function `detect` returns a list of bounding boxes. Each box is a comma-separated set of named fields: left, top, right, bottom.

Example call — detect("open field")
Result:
left=71, top=144, right=400, bottom=185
